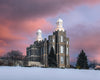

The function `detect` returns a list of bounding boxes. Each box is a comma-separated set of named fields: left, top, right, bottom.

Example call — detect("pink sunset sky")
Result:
left=0, top=0, right=100, bottom=63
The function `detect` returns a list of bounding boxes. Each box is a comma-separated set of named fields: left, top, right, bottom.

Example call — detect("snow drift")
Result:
left=0, top=66, right=100, bottom=80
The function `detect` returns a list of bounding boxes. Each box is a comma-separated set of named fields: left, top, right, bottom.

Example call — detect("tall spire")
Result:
left=36, top=29, right=43, bottom=41
left=55, top=18, right=64, bottom=31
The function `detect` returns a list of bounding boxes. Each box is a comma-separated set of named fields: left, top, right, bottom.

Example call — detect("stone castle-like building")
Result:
left=26, top=18, right=70, bottom=68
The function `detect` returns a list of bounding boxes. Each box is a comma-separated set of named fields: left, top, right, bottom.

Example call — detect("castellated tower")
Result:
left=48, top=18, right=70, bottom=68
left=55, top=18, right=69, bottom=68
left=26, top=18, right=70, bottom=68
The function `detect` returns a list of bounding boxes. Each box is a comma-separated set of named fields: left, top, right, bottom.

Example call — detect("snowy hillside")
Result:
left=0, top=66, right=100, bottom=80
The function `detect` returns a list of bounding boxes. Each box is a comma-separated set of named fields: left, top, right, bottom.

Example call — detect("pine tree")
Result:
left=76, top=50, right=89, bottom=69
left=48, top=47, right=57, bottom=67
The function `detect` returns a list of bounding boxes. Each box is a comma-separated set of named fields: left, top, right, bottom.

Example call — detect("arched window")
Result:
left=61, top=46, right=63, bottom=53
left=61, top=36, right=63, bottom=42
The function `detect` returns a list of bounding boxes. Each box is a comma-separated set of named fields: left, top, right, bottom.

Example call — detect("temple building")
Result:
left=26, top=18, right=70, bottom=68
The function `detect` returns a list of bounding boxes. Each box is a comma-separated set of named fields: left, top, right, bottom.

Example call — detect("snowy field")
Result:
left=0, top=66, right=100, bottom=80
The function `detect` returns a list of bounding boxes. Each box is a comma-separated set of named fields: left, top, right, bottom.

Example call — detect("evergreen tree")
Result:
left=76, top=50, right=89, bottom=69
left=48, top=47, right=57, bottom=67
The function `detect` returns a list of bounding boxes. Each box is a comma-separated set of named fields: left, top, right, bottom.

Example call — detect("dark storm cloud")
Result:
left=0, top=0, right=100, bottom=21
left=0, top=0, right=64, bottom=20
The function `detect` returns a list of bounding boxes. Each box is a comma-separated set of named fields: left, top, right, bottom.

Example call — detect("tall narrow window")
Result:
left=53, top=39, right=55, bottom=42
left=61, top=36, right=63, bottom=42
left=49, top=46, right=51, bottom=53
left=61, top=46, right=63, bottom=53
left=41, top=48, right=42, bottom=54
left=53, top=45, right=55, bottom=50
left=61, top=56, right=64, bottom=64
left=66, top=48, right=69, bottom=55
left=67, top=41, right=69, bottom=45
left=43, top=47, right=44, bottom=54
left=29, top=50, right=30, bottom=56
left=67, top=57, right=69, bottom=65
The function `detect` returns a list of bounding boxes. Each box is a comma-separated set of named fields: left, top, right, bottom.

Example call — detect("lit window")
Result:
left=61, top=36, right=63, bottom=42
left=61, top=46, right=63, bottom=53
left=61, top=56, right=64, bottom=64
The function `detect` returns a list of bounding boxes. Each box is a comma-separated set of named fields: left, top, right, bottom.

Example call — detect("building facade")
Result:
left=26, top=18, right=70, bottom=68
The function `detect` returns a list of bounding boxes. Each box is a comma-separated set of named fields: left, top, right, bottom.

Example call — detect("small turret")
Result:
left=36, top=29, right=43, bottom=41
left=55, top=18, right=64, bottom=31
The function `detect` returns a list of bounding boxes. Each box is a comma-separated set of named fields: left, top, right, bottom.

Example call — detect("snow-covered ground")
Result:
left=0, top=66, right=100, bottom=80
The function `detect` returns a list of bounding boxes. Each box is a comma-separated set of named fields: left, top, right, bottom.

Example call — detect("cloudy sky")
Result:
left=0, top=0, right=100, bottom=63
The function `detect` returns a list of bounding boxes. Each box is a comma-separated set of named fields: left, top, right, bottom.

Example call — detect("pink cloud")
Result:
left=0, top=18, right=53, bottom=56
left=0, top=48, right=5, bottom=56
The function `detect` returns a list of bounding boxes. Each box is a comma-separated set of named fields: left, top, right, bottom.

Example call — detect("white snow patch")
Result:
left=0, top=66, right=100, bottom=80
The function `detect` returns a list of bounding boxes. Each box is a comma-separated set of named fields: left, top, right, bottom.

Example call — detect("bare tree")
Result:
left=3, top=50, right=24, bottom=61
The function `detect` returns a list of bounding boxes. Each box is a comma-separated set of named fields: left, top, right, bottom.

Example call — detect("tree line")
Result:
left=0, top=49, right=98, bottom=69
left=0, top=50, right=24, bottom=66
